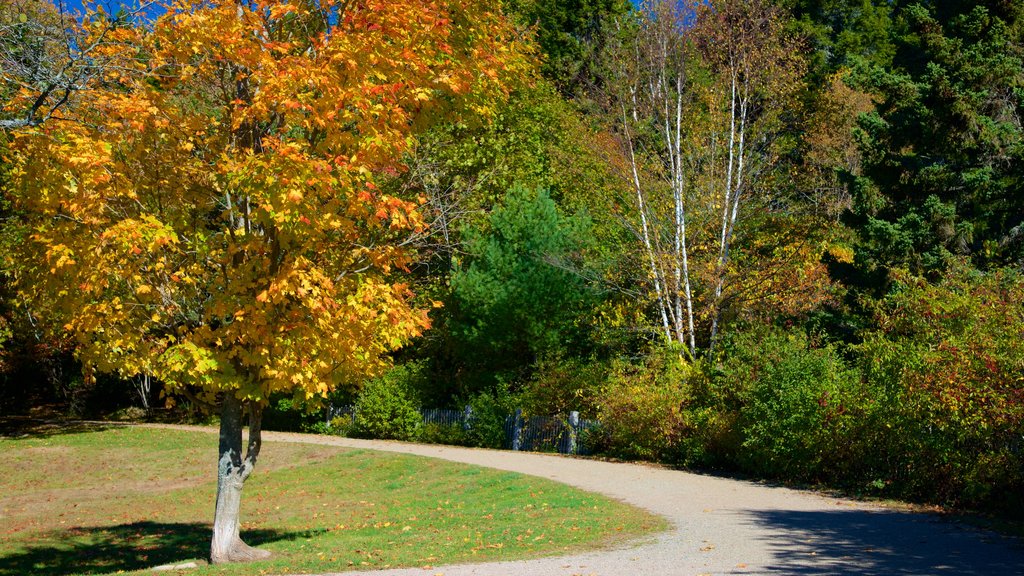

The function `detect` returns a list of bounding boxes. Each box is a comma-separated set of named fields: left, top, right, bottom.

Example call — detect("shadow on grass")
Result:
left=0, top=521, right=320, bottom=576
left=735, top=508, right=1024, bottom=575
left=0, top=417, right=119, bottom=439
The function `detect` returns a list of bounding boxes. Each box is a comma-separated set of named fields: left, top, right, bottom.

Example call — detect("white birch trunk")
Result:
left=710, top=66, right=750, bottom=353
left=623, top=104, right=673, bottom=344
left=674, top=74, right=696, bottom=357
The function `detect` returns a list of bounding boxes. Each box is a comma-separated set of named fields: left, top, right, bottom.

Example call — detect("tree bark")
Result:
left=622, top=104, right=673, bottom=344
left=210, top=394, right=270, bottom=564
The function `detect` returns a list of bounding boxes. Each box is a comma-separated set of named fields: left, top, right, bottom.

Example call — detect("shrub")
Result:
left=328, top=415, right=355, bottom=436
left=598, top=347, right=694, bottom=462
left=351, top=366, right=422, bottom=441
left=419, top=421, right=470, bottom=446
left=300, top=414, right=354, bottom=436
left=734, top=328, right=862, bottom=481
left=263, top=396, right=324, bottom=432
left=575, top=421, right=608, bottom=455
left=463, top=383, right=518, bottom=449
left=674, top=404, right=742, bottom=469
left=108, top=405, right=148, bottom=422
left=519, top=355, right=607, bottom=419
left=853, top=265, right=1024, bottom=512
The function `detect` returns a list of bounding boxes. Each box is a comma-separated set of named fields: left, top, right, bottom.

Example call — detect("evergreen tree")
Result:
left=844, top=1, right=1024, bottom=284
left=505, top=0, right=632, bottom=94
left=447, top=186, right=595, bottom=392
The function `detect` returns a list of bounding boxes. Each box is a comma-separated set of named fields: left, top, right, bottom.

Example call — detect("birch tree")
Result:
left=606, top=0, right=806, bottom=355
left=610, top=0, right=697, bottom=355
left=691, top=0, right=806, bottom=351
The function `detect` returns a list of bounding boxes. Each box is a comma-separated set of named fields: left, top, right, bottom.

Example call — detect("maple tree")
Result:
left=5, top=0, right=529, bottom=563
left=0, top=0, right=153, bottom=129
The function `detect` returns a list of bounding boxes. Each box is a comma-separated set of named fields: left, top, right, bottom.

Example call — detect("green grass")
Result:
left=0, top=424, right=665, bottom=575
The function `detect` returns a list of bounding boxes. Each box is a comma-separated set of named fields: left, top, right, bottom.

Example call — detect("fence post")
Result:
left=462, top=405, right=473, bottom=431
left=511, top=408, right=523, bottom=451
left=568, top=411, right=580, bottom=455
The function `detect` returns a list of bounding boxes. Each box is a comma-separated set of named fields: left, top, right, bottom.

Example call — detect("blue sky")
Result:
left=56, top=0, right=108, bottom=14
left=54, top=0, right=151, bottom=15
left=53, top=0, right=166, bottom=21
left=57, top=0, right=652, bottom=17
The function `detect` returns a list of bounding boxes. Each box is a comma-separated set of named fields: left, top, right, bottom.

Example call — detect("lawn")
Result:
left=0, top=424, right=665, bottom=575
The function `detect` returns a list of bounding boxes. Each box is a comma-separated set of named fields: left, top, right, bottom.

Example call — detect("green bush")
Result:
left=463, top=383, right=518, bottom=449
left=419, top=422, right=470, bottom=446
left=674, top=404, right=742, bottom=470
left=598, top=347, right=695, bottom=462
left=852, top=265, right=1024, bottom=513
left=301, top=415, right=354, bottom=436
left=519, top=355, right=606, bottom=419
left=734, top=329, right=862, bottom=481
left=263, top=396, right=325, bottom=432
left=351, top=365, right=423, bottom=441
left=574, top=421, right=608, bottom=455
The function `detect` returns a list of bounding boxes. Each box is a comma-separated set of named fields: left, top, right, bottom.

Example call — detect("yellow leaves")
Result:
left=827, top=244, right=855, bottom=264
left=9, top=0, right=528, bottom=403
left=47, top=244, right=77, bottom=272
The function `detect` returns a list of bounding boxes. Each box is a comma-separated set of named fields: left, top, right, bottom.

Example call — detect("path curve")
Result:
left=160, top=425, right=1024, bottom=576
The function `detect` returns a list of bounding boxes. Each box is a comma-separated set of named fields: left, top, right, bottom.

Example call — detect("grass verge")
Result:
left=0, top=424, right=665, bottom=575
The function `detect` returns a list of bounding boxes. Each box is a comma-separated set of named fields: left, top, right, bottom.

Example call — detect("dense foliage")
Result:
left=2, top=0, right=1021, bottom=522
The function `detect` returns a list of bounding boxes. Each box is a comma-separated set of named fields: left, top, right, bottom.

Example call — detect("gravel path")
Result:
left=234, top=428, right=1024, bottom=569
left=165, top=426, right=1024, bottom=576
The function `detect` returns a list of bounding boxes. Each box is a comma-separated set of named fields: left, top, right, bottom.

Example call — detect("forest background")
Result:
left=1, top=0, right=1022, bottom=519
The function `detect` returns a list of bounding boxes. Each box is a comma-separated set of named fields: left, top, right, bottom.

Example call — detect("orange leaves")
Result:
left=10, top=0, right=527, bottom=403
left=266, top=2, right=297, bottom=20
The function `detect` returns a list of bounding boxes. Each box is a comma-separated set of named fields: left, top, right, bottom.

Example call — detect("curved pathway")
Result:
left=168, top=426, right=1024, bottom=576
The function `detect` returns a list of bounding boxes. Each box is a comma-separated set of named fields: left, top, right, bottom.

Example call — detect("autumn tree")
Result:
left=689, top=0, right=815, bottom=350
left=5, top=0, right=528, bottom=563
left=0, top=0, right=147, bottom=412
left=393, top=78, right=627, bottom=400
left=0, top=0, right=151, bottom=129
left=606, top=0, right=696, bottom=352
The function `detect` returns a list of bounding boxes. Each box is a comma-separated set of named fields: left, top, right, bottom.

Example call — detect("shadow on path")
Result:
left=736, top=508, right=1024, bottom=575
left=0, top=521, right=318, bottom=575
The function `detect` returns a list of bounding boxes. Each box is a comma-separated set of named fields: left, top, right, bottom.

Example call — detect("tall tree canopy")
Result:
left=504, top=0, right=630, bottom=92
left=5, top=0, right=529, bottom=563
left=845, top=1, right=1024, bottom=282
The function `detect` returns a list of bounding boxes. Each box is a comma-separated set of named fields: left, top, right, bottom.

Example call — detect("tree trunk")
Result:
left=210, top=394, right=270, bottom=564
left=621, top=104, right=672, bottom=344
